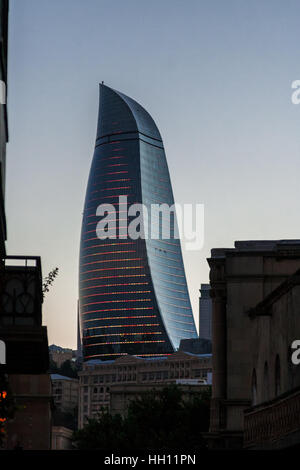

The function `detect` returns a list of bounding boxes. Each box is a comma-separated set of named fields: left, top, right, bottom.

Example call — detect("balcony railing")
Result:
left=244, top=387, right=300, bottom=448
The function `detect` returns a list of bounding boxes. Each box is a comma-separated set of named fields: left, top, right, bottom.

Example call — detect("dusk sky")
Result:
left=6, top=0, right=300, bottom=348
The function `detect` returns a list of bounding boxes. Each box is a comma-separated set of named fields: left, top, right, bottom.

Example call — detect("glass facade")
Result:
left=79, top=84, right=197, bottom=361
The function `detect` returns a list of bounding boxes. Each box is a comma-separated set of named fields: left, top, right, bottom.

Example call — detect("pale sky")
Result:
left=6, top=0, right=300, bottom=348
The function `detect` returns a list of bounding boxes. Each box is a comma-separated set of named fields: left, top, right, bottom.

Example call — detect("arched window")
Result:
left=251, top=369, right=257, bottom=406
left=263, top=361, right=269, bottom=402
left=275, top=355, right=281, bottom=397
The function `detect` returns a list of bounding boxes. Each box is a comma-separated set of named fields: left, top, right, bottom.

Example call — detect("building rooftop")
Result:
left=50, top=374, right=75, bottom=381
left=83, top=351, right=211, bottom=367
left=211, top=239, right=300, bottom=258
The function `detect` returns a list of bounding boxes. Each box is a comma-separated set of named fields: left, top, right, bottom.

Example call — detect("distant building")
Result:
left=78, top=351, right=212, bottom=428
left=179, top=337, right=212, bottom=355
left=51, top=374, right=78, bottom=449
left=78, top=84, right=198, bottom=361
left=51, top=374, right=79, bottom=414
left=199, top=284, right=212, bottom=340
left=207, top=240, right=300, bottom=449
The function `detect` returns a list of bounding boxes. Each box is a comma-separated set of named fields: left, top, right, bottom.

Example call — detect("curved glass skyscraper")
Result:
left=79, top=84, right=197, bottom=361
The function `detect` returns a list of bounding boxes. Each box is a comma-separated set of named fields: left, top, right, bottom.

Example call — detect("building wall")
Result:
left=249, top=281, right=300, bottom=405
left=51, top=376, right=79, bottom=414
left=5, top=374, right=52, bottom=450
left=78, top=351, right=211, bottom=428
left=208, top=240, right=300, bottom=448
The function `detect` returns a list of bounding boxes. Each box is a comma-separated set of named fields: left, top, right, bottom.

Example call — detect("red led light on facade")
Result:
left=100, top=194, right=131, bottom=199
left=86, top=218, right=130, bottom=226
left=82, top=306, right=154, bottom=315
left=82, top=250, right=136, bottom=257
left=105, top=178, right=131, bottom=183
left=81, top=282, right=148, bottom=291
left=85, top=340, right=164, bottom=347
left=82, top=290, right=150, bottom=298
left=83, top=315, right=156, bottom=323
left=81, top=274, right=146, bottom=282
left=85, top=353, right=128, bottom=358
left=82, top=242, right=134, bottom=250
left=106, top=157, right=125, bottom=161
left=86, top=210, right=129, bottom=219
left=85, top=332, right=162, bottom=339
left=105, top=171, right=129, bottom=175
left=82, top=299, right=151, bottom=308
left=100, top=186, right=131, bottom=191
left=83, top=323, right=158, bottom=330
left=82, top=258, right=142, bottom=267
left=106, top=163, right=128, bottom=167
left=82, top=266, right=144, bottom=275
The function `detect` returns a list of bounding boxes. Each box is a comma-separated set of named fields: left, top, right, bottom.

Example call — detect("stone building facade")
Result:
left=207, top=240, right=300, bottom=449
left=243, top=267, right=300, bottom=448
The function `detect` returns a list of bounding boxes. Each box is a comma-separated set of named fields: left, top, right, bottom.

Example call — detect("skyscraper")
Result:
left=0, top=0, right=8, bottom=259
left=79, top=84, right=197, bottom=361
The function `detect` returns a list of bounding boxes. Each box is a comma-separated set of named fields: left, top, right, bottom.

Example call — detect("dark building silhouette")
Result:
left=207, top=240, right=300, bottom=449
left=79, top=84, right=197, bottom=361
left=0, top=1, right=51, bottom=449
left=199, top=283, right=212, bottom=340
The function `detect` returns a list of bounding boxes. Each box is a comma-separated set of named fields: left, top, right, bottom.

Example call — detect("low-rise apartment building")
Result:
left=78, top=351, right=212, bottom=428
